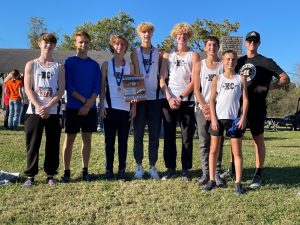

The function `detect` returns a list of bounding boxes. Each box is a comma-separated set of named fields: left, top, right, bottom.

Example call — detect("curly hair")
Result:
left=170, top=23, right=193, bottom=38
left=136, top=22, right=155, bottom=34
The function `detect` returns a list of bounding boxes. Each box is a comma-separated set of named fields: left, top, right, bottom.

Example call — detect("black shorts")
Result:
left=209, top=119, right=244, bottom=138
left=247, top=107, right=266, bottom=136
left=65, top=108, right=97, bottom=133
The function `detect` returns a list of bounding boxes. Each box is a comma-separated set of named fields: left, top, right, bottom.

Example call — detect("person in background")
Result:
left=5, top=69, right=23, bottom=130
left=160, top=23, right=200, bottom=181
left=62, top=31, right=101, bottom=182
left=22, top=33, right=65, bottom=187
left=131, top=22, right=163, bottom=180
left=19, top=72, right=29, bottom=125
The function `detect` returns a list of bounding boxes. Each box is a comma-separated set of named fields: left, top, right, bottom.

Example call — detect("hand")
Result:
left=254, top=85, right=268, bottom=93
left=211, top=119, right=219, bottom=131
left=78, top=105, right=90, bottom=116
left=168, top=97, right=180, bottom=110
left=237, top=117, right=246, bottom=130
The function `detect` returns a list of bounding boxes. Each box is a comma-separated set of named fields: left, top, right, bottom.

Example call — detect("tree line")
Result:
left=27, top=12, right=298, bottom=117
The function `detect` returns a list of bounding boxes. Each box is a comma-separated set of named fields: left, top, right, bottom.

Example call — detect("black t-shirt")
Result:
left=236, top=54, right=284, bottom=105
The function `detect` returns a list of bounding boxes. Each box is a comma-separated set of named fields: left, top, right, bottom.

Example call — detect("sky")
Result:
left=1, top=0, right=300, bottom=82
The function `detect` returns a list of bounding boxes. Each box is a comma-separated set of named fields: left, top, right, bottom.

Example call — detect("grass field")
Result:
left=0, top=125, right=299, bottom=225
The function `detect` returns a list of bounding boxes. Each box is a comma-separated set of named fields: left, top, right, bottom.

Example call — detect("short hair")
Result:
left=170, top=23, right=193, bottom=38
left=109, top=34, right=129, bottom=53
left=73, top=31, right=91, bottom=42
left=38, top=33, right=57, bottom=44
left=204, top=36, right=220, bottom=47
left=222, top=50, right=237, bottom=58
left=136, top=22, right=155, bottom=34
left=10, top=69, right=20, bottom=79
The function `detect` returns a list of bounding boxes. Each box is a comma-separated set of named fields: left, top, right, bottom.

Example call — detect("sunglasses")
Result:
left=247, top=39, right=259, bottom=43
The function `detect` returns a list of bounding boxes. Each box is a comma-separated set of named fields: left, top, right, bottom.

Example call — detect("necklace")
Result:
left=140, top=46, right=153, bottom=78
left=112, top=57, right=125, bottom=91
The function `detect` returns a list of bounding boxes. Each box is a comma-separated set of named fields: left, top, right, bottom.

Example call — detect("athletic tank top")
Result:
left=104, top=59, right=131, bottom=111
left=200, top=59, right=223, bottom=104
left=27, top=59, right=61, bottom=115
left=216, top=73, right=242, bottom=120
left=136, top=46, right=162, bottom=100
left=168, top=49, right=193, bottom=101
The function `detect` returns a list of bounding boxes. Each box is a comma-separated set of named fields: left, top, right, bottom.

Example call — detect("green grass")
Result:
left=0, top=126, right=299, bottom=225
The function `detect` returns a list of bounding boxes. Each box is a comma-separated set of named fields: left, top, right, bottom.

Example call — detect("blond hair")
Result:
left=73, top=31, right=91, bottom=42
left=136, top=22, right=155, bottom=34
left=170, top=23, right=193, bottom=38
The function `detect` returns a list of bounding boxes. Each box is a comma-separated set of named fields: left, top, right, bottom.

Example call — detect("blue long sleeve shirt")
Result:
left=65, top=56, right=101, bottom=109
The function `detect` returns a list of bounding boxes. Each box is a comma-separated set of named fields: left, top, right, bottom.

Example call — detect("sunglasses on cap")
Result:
left=246, top=39, right=259, bottom=43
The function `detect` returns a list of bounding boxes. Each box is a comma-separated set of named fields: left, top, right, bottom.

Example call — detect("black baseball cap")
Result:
left=245, top=31, right=260, bottom=41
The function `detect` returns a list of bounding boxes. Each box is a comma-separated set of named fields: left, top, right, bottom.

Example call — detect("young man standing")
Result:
left=131, top=22, right=163, bottom=180
left=62, top=31, right=101, bottom=182
left=235, top=31, right=289, bottom=189
left=23, top=33, right=65, bottom=187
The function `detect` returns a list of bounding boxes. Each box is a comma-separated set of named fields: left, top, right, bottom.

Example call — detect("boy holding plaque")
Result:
left=131, top=22, right=163, bottom=180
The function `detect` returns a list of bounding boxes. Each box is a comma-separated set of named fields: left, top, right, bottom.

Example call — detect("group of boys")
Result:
left=21, top=28, right=289, bottom=195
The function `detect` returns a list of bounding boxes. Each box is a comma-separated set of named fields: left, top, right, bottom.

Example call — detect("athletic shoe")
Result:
left=82, top=173, right=98, bottom=182
left=203, top=180, right=217, bottom=192
left=181, top=169, right=191, bottom=182
left=134, top=164, right=144, bottom=179
left=216, top=174, right=226, bottom=188
left=196, top=174, right=209, bottom=186
left=105, top=170, right=114, bottom=180
left=249, top=175, right=262, bottom=190
left=149, top=166, right=160, bottom=180
left=48, top=178, right=56, bottom=186
left=234, top=182, right=244, bottom=195
left=220, top=169, right=234, bottom=180
left=22, top=178, right=34, bottom=188
left=61, top=176, right=71, bottom=183
left=117, top=170, right=129, bottom=180
left=161, top=168, right=176, bottom=180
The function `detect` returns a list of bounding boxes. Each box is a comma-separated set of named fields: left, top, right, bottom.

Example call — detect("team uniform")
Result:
left=133, top=46, right=163, bottom=168
left=236, top=54, right=284, bottom=135
left=65, top=56, right=101, bottom=133
left=195, top=59, right=223, bottom=178
left=163, top=49, right=195, bottom=171
left=24, top=59, right=62, bottom=178
left=103, top=59, right=131, bottom=173
left=209, top=73, right=243, bottom=137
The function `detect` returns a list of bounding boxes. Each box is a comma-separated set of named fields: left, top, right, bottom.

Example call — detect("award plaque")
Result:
left=122, top=74, right=147, bottom=102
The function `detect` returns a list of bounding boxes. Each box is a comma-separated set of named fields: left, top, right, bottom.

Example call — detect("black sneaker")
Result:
left=105, top=170, right=114, bottom=180
left=203, top=180, right=217, bottom=192
left=161, top=168, right=176, bottom=180
left=61, top=176, right=71, bottom=183
left=82, top=173, right=98, bottom=182
left=220, top=169, right=234, bottom=180
left=234, top=182, right=244, bottom=195
left=216, top=174, right=226, bottom=188
left=117, top=170, right=129, bottom=180
left=249, top=175, right=262, bottom=190
left=181, top=169, right=191, bottom=182
left=196, top=174, right=209, bottom=186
